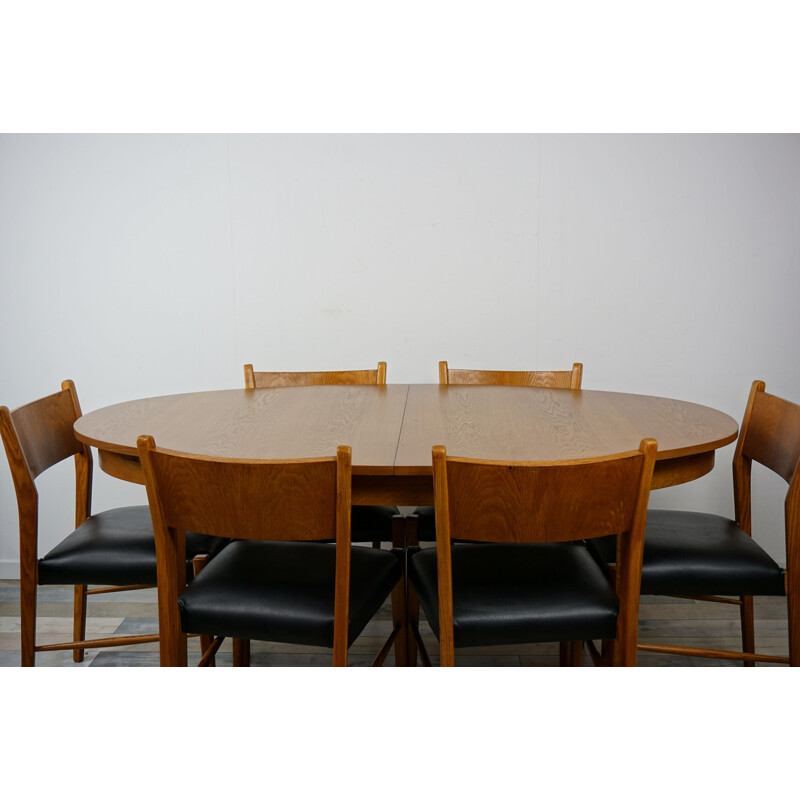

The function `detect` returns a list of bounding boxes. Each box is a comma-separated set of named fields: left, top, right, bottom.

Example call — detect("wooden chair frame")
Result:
left=631, top=380, right=800, bottom=666
left=244, top=361, right=387, bottom=388
left=138, top=438, right=403, bottom=667
left=405, top=359, right=584, bottom=665
left=438, top=361, right=582, bottom=389
left=417, top=439, right=656, bottom=666
left=0, top=381, right=163, bottom=666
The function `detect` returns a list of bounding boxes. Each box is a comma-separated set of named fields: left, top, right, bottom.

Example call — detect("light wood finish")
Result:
left=394, top=385, right=737, bottom=491
left=244, top=361, right=387, bottom=388
left=76, top=386, right=408, bottom=481
left=0, top=381, right=168, bottom=666
left=75, top=386, right=738, bottom=500
left=439, top=361, right=582, bottom=390
left=637, top=380, right=800, bottom=666
left=429, top=440, right=656, bottom=666
left=138, top=439, right=399, bottom=667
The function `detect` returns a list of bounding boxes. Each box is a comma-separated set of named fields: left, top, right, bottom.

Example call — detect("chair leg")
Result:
left=740, top=595, right=755, bottom=667
left=788, top=589, right=800, bottom=667
left=20, top=579, right=36, bottom=667
left=405, top=515, right=420, bottom=666
left=73, top=584, right=88, bottom=662
left=371, top=541, right=381, bottom=549
left=199, top=634, right=215, bottom=665
left=560, top=641, right=583, bottom=666
left=391, top=514, right=408, bottom=666
left=232, top=638, right=251, bottom=667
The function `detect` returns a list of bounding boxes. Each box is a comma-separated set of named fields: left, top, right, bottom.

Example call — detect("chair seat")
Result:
left=351, top=505, right=400, bottom=543
left=587, top=509, right=786, bottom=597
left=409, top=543, right=618, bottom=648
left=37, top=505, right=228, bottom=586
left=178, top=540, right=402, bottom=648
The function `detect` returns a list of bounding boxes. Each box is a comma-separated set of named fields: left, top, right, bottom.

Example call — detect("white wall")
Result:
left=1, top=133, right=798, bottom=574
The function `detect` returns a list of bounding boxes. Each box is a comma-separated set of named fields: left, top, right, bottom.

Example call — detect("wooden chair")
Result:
left=0, top=381, right=226, bottom=666
left=244, top=361, right=401, bottom=549
left=588, top=380, right=800, bottom=666
left=438, top=361, right=583, bottom=389
left=244, top=361, right=387, bottom=388
left=138, top=438, right=404, bottom=667
left=408, top=440, right=656, bottom=666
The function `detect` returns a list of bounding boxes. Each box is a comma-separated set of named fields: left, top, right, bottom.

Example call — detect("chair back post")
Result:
left=614, top=438, right=657, bottom=666
left=0, top=404, right=39, bottom=553
left=243, top=363, right=256, bottom=389
left=333, top=445, right=353, bottom=666
left=0, top=404, right=40, bottom=665
left=62, top=380, right=93, bottom=527
left=570, top=363, right=583, bottom=390
left=732, top=380, right=764, bottom=535
left=138, top=434, right=188, bottom=667
left=376, top=361, right=387, bottom=385
left=432, top=445, right=455, bottom=666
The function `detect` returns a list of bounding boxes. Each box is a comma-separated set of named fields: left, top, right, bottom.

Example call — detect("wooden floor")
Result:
left=0, top=579, right=789, bottom=666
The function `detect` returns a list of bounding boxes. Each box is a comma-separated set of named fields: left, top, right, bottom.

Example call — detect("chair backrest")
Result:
left=138, top=439, right=351, bottom=544
left=733, top=381, right=800, bottom=575
left=0, top=381, right=92, bottom=552
left=438, top=361, right=582, bottom=389
left=432, top=439, right=656, bottom=665
left=244, top=362, right=387, bottom=388
left=138, top=437, right=353, bottom=665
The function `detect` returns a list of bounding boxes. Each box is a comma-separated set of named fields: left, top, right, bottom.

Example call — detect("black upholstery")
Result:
left=587, top=509, right=786, bottom=597
left=178, top=540, right=402, bottom=648
left=38, top=505, right=228, bottom=586
left=409, top=506, right=437, bottom=542
left=351, top=505, right=400, bottom=543
left=409, top=543, right=618, bottom=648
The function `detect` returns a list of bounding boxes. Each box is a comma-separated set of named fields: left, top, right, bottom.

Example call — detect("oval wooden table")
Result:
left=74, top=384, right=739, bottom=504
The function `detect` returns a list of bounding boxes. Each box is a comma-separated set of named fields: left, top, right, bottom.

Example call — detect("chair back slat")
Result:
left=142, top=448, right=340, bottom=542
left=245, top=362, right=387, bottom=388
left=742, top=390, right=800, bottom=484
left=440, top=361, right=582, bottom=389
left=3, top=389, right=82, bottom=479
left=442, top=451, right=647, bottom=544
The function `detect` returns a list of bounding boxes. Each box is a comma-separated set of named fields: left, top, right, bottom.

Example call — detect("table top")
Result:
left=74, top=385, right=739, bottom=478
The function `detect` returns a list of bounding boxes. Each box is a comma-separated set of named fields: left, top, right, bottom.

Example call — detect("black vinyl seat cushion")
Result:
left=350, top=505, right=400, bottom=543
left=409, top=543, right=619, bottom=648
left=409, top=506, right=438, bottom=542
left=37, top=505, right=228, bottom=586
left=587, top=509, right=786, bottom=597
left=178, top=540, right=403, bottom=648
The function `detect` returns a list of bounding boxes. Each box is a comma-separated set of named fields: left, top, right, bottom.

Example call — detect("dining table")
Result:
left=73, top=384, right=740, bottom=502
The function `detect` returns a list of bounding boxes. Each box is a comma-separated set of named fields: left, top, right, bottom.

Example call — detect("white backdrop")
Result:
left=1, top=133, right=798, bottom=574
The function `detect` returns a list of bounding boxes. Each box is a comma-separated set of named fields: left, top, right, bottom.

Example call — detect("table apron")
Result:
left=98, top=448, right=715, bottom=504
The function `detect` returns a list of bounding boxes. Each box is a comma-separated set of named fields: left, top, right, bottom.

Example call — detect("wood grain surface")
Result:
left=74, top=385, right=409, bottom=475
left=394, top=385, right=737, bottom=472
left=74, top=385, right=738, bottom=496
